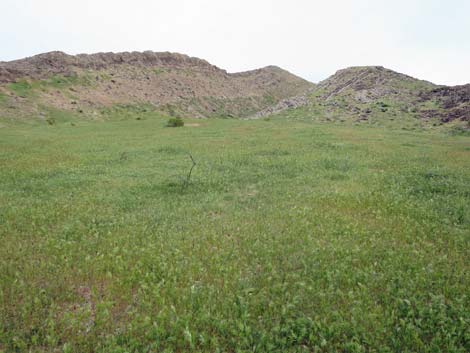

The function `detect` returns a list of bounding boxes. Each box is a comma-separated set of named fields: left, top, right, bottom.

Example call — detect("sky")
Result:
left=1, top=0, right=469, bottom=85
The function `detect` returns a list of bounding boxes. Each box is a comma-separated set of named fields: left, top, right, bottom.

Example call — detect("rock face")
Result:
left=0, top=51, right=313, bottom=118
left=419, top=85, right=470, bottom=122
left=252, top=91, right=313, bottom=118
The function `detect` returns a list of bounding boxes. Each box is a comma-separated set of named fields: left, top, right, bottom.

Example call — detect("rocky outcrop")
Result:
left=252, top=91, right=313, bottom=118
left=0, top=51, right=221, bottom=83
left=420, top=84, right=470, bottom=122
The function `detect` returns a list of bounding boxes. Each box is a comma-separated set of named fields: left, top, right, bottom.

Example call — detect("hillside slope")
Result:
left=0, top=51, right=313, bottom=120
left=312, top=66, right=469, bottom=124
left=256, top=66, right=469, bottom=129
left=419, top=84, right=470, bottom=123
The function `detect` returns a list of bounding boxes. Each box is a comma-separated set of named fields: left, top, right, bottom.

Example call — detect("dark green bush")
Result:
left=166, top=117, right=184, bottom=127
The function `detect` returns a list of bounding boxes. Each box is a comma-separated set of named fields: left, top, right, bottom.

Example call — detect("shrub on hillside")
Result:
left=166, top=117, right=184, bottom=127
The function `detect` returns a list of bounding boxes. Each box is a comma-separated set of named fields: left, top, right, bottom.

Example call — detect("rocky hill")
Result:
left=256, top=66, right=469, bottom=127
left=1, top=52, right=468, bottom=128
left=0, top=51, right=313, bottom=120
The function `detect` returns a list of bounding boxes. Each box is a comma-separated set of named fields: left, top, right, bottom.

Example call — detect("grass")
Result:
left=7, top=75, right=94, bottom=101
left=0, top=113, right=469, bottom=352
left=98, top=104, right=162, bottom=121
left=153, top=68, right=167, bottom=75
left=38, top=74, right=95, bottom=89
left=8, top=81, right=36, bottom=98
left=0, top=92, right=8, bottom=104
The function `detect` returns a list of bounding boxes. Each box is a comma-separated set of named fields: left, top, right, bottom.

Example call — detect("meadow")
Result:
left=0, top=113, right=469, bottom=352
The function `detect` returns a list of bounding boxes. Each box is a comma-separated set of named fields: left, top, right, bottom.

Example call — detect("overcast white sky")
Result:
left=1, top=0, right=469, bottom=85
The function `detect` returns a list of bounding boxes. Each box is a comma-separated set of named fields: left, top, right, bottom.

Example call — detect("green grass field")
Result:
left=0, top=114, right=469, bottom=352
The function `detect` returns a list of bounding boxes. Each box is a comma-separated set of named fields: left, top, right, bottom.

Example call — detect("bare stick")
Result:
left=184, top=153, right=196, bottom=188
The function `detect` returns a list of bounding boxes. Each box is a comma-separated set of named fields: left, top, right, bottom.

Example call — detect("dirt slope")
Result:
left=0, top=51, right=313, bottom=119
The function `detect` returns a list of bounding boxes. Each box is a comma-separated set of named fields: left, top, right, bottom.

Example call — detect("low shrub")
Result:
left=167, top=117, right=184, bottom=127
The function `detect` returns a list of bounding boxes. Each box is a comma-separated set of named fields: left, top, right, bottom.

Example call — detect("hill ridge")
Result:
left=0, top=51, right=314, bottom=119
left=0, top=52, right=468, bottom=126
left=0, top=51, right=224, bottom=83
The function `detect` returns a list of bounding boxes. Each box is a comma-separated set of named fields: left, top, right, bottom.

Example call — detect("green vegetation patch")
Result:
left=166, top=116, right=184, bottom=127
left=39, top=74, right=94, bottom=89
left=0, top=91, right=9, bottom=106
left=7, top=74, right=94, bottom=99
left=8, top=80, right=36, bottom=98
left=153, top=68, right=167, bottom=75
left=99, top=103, right=165, bottom=121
